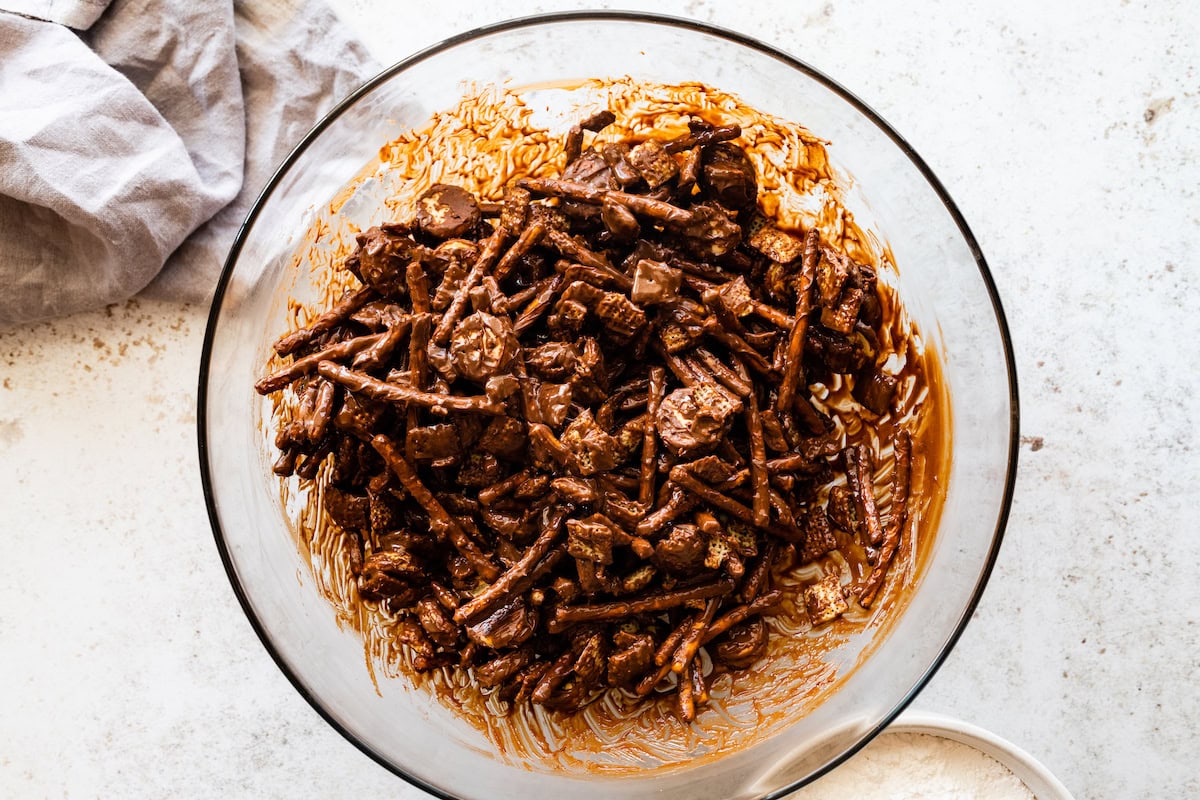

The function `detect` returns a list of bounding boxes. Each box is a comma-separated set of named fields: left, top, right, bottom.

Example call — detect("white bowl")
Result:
left=888, top=711, right=1074, bottom=799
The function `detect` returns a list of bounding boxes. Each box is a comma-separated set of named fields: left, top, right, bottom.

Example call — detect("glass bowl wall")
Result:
left=199, top=13, right=1017, bottom=800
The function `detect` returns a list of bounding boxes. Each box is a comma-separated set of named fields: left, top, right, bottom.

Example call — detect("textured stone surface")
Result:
left=2, top=1, right=1197, bottom=797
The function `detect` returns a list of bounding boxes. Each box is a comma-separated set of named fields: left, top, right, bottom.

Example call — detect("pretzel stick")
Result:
left=549, top=578, right=734, bottom=633
left=273, top=286, right=375, bottom=356
left=352, top=314, right=412, bottom=371
left=663, top=123, right=741, bottom=153
left=692, top=348, right=753, bottom=397
left=492, top=220, right=546, bottom=282
left=845, top=443, right=886, bottom=547
left=542, top=227, right=632, bottom=289
left=531, top=649, right=576, bottom=704
left=432, top=225, right=508, bottom=345
left=670, top=466, right=758, bottom=526
left=859, top=430, right=913, bottom=606
left=307, top=379, right=336, bottom=442
left=635, top=486, right=699, bottom=537
left=513, top=274, right=565, bottom=336
left=405, top=263, right=432, bottom=458
left=478, top=468, right=536, bottom=506
left=740, top=542, right=777, bottom=603
left=635, top=613, right=697, bottom=696
left=745, top=393, right=771, bottom=528
left=701, top=317, right=773, bottom=375
left=776, top=227, right=820, bottom=416
left=676, top=665, right=696, bottom=722
left=454, top=506, right=567, bottom=623
left=372, top=434, right=499, bottom=581
left=255, top=333, right=384, bottom=394
left=702, top=589, right=784, bottom=644
left=318, top=362, right=507, bottom=415
left=519, top=178, right=694, bottom=226
left=671, top=599, right=718, bottom=675
left=639, top=367, right=666, bottom=508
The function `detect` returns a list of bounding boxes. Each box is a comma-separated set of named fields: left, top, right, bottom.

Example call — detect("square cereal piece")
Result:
left=368, top=488, right=402, bottom=535
left=826, top=485, right=859, bottom=534
left=800, top=506, right=839, bottom=564
left=628, top=139, right=679, bottom=189
left=567, top=515, right=616, bottom=565
left=660, top=321, right=704, bottom=353
left=406, top=423, right=460, bottom=461
left=500, top=185, right=531, bottom=234
left=747, top=222, right=806, bottom=264
left=819, top=285, right=865, bottom=334
left=561, top=410, right=620, bottom=476
left=478, top=416, right=526, bottom=459
left=805, top=573, right=849, bottom=625
left=816, top=246, right=851, bottom=307
left=631, top=258, right=682, bottom=305
left=596, top=292, right=648, bottom=340
left=457, top=452, right=502, bottom=488
left=717, top=275, right=755, bottom=317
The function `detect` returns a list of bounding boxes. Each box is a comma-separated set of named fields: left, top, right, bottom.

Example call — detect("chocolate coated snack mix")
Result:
left=257, top=110, right=915, bottom=723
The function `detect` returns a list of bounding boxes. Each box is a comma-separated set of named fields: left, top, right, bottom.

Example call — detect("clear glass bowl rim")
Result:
left=196, top=11, right=1021, bottom=799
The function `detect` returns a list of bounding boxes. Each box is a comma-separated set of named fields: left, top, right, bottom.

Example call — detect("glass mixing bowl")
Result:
left=199, top=13, right=1018, bottom=799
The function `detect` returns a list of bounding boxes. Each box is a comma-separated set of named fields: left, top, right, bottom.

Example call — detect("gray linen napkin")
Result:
left=0, top=0, right=377, bottom=323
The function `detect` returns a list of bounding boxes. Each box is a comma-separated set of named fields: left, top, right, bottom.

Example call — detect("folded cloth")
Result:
left=0, top=0, right=377, bottom=323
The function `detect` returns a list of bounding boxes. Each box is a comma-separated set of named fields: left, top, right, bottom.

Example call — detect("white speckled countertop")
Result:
left=2, top=1, right=1197, bottom=798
